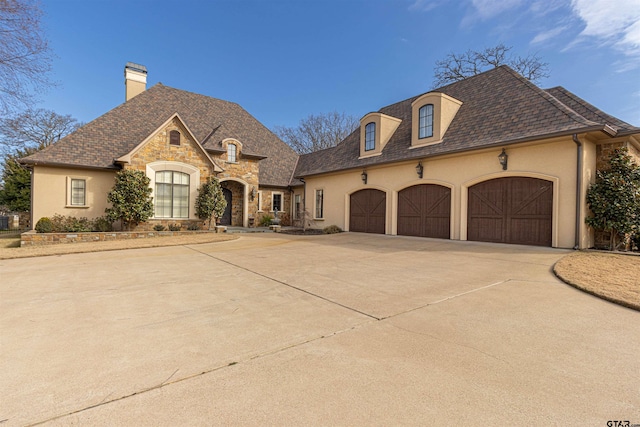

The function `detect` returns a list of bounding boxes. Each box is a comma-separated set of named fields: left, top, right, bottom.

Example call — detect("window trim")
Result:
left=146, top=161, right=200, bottom=220
left=169, top=130, right=181, bottom=146
left=227, top=143, right=237, bottom=163
left=271, top=191, right=283, bottom=213
left=154, top=170, right=190, bottom=219
left=418, top=104, right=434, bottom=139
left=314, top=189, right=324, bottom=220
left=65, top=176, right=89, bottom=208
left=294, top=194, right=302, bottom=219
left=257, top=190, right=264, bottom=212
left=364, top=122, right=376, bottom=151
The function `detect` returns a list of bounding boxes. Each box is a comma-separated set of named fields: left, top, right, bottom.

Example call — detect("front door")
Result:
left=221, top=188, right=232, bottom=226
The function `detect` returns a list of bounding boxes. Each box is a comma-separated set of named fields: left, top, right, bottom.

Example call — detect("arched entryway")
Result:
left=220, top=188, right=232, bottom=225
left=467, top=177, right=553, bottom=246
left=349, top=189, right=386, bottom=234
left=397, top=184, right=451, bottom=239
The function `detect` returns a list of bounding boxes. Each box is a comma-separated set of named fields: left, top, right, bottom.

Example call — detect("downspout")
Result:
left=300, top=178, right=306, bottom=229
left=572, top=134, right=583, bottom=250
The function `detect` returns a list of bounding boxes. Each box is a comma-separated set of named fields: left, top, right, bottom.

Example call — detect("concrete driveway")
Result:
left=1, top=233, right=638, bottom=426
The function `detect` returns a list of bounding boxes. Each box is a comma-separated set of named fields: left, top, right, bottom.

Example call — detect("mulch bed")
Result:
left=279, top=229, right=324, bottom=235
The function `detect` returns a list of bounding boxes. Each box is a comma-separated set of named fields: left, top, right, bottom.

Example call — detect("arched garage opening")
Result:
left=397, top=184, right=451, bottom=239
left=350, top=189, right=386, bottom=234
left=467, top=177, right=553, bottom=246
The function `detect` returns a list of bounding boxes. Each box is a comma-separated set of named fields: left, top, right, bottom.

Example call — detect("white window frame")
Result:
left=146, top=161, right=200, bottom=220
left=65, top=176, right=89, bottom=208
left=227, top=143, right=237, bottom=163
left=271, top=191, right=283, bottom=213
left=294, top=194, right=302, bottom=219
left=257, top=190, right=264, bottom=212
left=314, top=189, right=324, bottom=220
left=365, top=122, right=376, bottom=151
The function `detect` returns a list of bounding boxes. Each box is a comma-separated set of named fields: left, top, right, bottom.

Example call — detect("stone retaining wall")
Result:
left=20, top=230, right=218, bottom=247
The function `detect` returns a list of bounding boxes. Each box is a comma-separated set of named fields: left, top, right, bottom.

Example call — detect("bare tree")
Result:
left=0, top=108, right=81, bottom=154
left=274, top=111, right=358, bottom=154
left=0, top=0, right=54, bottom=115
left=433, top=44, right=549, bottom=88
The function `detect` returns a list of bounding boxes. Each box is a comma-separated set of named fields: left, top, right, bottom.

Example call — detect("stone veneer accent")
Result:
left=20, top=230, right=216, bottom=247
left=126, top=118, right=215, bottom=184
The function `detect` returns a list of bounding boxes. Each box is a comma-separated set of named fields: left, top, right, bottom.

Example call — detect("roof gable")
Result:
left=22, top=84, right=298, bottom=186
left=295, top=66, right=639, bottom=178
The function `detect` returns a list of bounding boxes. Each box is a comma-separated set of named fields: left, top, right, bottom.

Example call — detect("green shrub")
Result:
left=168, top=223, right=181, bottom=231
left=35, top=217, right=53, bottom=233
left=259, top=214, right=274, bottom=227
left=323, top=225, right=343, bottom=234
left=187, top=223, right=201, bottom=231
left=50, top=214, right=92, bottom=232
left=92, top=216, right=113, bottom=232
left=153, top=224, right=166, bottom=231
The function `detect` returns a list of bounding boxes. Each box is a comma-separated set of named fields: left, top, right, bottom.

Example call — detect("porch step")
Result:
left=225, top=227, right=274, bottom=234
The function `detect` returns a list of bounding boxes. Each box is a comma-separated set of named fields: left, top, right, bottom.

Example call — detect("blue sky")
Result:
left=39, top=0, right=640, bottom=130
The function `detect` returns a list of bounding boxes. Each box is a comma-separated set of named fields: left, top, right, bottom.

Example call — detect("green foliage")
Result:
left=168, top=223, right=181, bottom=231
left=105, top=170, right=154, bottom=230
left=0, top=147, right=36, bottom=211
left=195, top=177, right=227, bottom=229
left=187, top=223, right=201, bottom=231
left=323, top=225, right=343, bottom=234
left=153, top=224, right=166, bottom=231
left=92, top=216, right=113, bottom=232
left=586, top=147, right=640, bottom=250
left=259, top=214, right=274, bottom=227
left=50, top=214, right=92, bottom=232
left=35, top=217, right=52, bottom=233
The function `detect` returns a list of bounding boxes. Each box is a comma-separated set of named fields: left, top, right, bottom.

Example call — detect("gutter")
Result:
left=572, top=134, right=583, bottom=250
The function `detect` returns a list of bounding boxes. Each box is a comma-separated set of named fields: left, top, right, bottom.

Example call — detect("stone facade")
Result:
left=257, top=188, right=292, bottom=226
left=126, top=118, right=215, bottom=184
left=20, top=229, right=214, bottom=247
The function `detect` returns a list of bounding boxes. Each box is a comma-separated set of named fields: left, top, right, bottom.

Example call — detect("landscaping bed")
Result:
left=554, top=251, right=640, bottom=311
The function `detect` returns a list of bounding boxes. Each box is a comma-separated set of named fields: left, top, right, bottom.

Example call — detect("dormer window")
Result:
left=365, top=122, right=376, bottom=151
left=410, top=92, right=462, bottom=148
left=169, top=130, right=181, bottom=145
left=227, top=143, right=237, bottom=162
left=419, top=104, right=434, bottom=139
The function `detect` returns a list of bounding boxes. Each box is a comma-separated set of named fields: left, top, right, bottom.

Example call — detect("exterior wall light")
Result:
left=498, top=148, right=508, bottom=170
left=416, top=162, right=424, bottom=179
left=250, top=187, right=256, bottom=201
left=361, top=170, right=368, bottom=185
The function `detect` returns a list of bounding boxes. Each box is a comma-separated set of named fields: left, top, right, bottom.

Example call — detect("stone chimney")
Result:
left=124, top=62, right=147, bottom=101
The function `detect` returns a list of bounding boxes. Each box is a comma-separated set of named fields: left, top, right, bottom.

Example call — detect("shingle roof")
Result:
left=295, top=66, right=639, bottom=178
left=22, top=84, right=299, bottom=187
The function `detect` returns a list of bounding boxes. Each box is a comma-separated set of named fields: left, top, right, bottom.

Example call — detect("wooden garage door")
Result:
left=468, top=177, right=552, bottom=246
left=350, top=189, right=386, bottom=234
left=398, top=184, right=451, bottom=239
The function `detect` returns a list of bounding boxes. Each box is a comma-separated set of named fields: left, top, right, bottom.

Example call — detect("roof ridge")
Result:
left=499, top=66, right=599, bottom=128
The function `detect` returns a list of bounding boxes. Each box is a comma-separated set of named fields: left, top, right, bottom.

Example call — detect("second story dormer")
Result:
left=410, top=92, right=462, bottom=148
left=359, top=112, right=402, bottom=158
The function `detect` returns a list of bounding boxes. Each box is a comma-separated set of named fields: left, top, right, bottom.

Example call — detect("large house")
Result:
left=22, top=63, right=639, bottom=249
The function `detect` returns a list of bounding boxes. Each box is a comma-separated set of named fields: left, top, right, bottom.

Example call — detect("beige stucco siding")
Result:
left=31, top=166, right=117, bottom=227
left=303, top=137, right=588, bottom=248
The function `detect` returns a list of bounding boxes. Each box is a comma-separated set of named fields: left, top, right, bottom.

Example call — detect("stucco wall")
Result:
left=31, top=166, right=117, bottom=227
left=302, top=136, right=589, bottom=248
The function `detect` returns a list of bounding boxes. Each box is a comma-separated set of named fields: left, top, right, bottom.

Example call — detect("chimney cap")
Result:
left=125, top=62, right=147, bottom=74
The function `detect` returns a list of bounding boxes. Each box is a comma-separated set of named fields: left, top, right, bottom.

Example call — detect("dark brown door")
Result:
left=220, top=188, right=232, bottom=226
left=468, top=177, right=553, bottom=246
left=350, top=189, right=386, bottom=234
left=398, top=184, right=451, bottom=239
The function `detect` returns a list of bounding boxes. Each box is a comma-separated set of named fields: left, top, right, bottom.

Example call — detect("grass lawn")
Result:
left=0, top=233, right=238, bottom=260
left=554, top=251, right=640, bottom=311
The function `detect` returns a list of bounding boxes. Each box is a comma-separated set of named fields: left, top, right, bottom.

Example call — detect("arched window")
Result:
left=169, top=130, right=181, bottom=145
left=227, top=143, right=237, bottom=162
left=365, top=122, right=376, bottom=151
left=155, top=171, right=189, bottom=218
left=419, top=104, right=434, bottom=139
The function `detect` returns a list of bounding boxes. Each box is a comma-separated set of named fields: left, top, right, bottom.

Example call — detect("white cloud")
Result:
left=408, top=0, right=448, bottom=12
left=570, top=0, right=640, bottom=56
left=469, top=0, right=524, bottom=19
left=531, top=25, right=570, bottom=45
